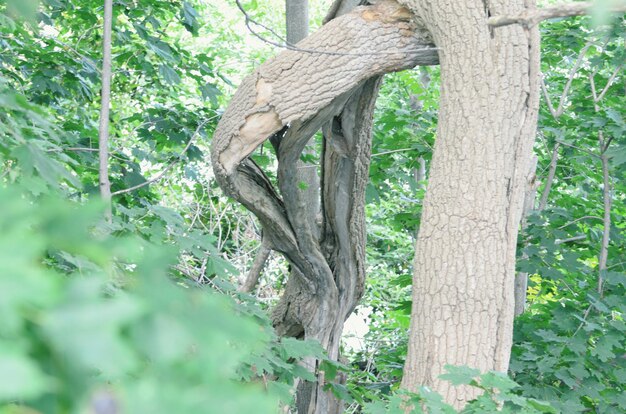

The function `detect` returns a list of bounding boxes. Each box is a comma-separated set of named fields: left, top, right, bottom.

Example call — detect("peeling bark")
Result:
left=240, top=236, right=272, bottom=294
left=211, top=1, right=437, bottom=412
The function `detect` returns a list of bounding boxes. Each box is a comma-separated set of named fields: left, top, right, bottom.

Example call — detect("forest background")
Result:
left=0, top=0, right=624, bottom=412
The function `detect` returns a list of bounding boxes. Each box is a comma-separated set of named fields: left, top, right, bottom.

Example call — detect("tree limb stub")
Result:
left=489, top=1, right=626, bottom=28
left=211, top=0, right=437, bottom=290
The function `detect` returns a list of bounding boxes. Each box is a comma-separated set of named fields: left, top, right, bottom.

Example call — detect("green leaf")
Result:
left=438, top=365, right=480, bottom=386
left=158, top=64, right=181, bottom=85
left=479, top=371, right=519, bottom=392
left=280, top=338, right=325, bottom=359
left=200, top=83, right=221, bottom=106
left=0, top=350, right=49, bottom=401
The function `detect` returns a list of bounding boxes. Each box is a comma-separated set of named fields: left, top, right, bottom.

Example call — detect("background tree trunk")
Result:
left=400, top=0, right=540, bottom=408
left=286, top=0, right=309, bottom=45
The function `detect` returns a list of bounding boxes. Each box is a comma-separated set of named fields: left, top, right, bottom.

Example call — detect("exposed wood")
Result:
left=489, top=1, right=626, bottom=28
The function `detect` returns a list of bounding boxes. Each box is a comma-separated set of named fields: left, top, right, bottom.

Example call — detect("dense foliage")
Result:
left=0, top=0, right=624, bottom=413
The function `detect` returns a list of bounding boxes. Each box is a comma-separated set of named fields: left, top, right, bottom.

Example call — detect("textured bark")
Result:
left=400, top=0, right=540, bottom=408
left=240, top=237, right=272, bottom=293
left=211, top=2, right=437, bottom=413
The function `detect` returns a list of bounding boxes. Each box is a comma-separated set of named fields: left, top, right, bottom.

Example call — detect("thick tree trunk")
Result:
left=211, top=2, right=437, bottom=413
left=400, top=0, right=540, bottom=408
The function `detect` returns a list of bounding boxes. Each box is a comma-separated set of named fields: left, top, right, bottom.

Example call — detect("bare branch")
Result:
left=111, top=118, right=212, bottom=196
left=555, top=234, right=587, bottom=244
left=540, top=42, right=593, bottom=119
left=556, top=139, right=600, bottom=158
left=538, top=142, right=560, bottom=210
left=557, top=215, right=603, bottom=229
left=540, top=76, right=559, bottom=118
left=593, top=63, right=624, bottom=104
left=489, top=1, right=626, bottom=28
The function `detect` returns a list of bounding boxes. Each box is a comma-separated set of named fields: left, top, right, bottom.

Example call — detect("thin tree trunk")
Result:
left=598, top=142, right=611, bottom=296
left=98, top=0, right=113, bottom=223
left=401, top=0, right=540, bottom=407
left=515, top=142, right=559, bottom=316
left=514, top=155, right=538, bottom=317
left=240, top=237, right=272, bottom=293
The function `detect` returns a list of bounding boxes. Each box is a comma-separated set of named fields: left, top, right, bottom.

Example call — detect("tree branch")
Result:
left=555, top=234, right=587, bottom=244
left=111, top=119, right=211, bottom=196
left=538, top=142, right=560, bottom=210
left=239, top=236, right=272, bottom=293
left=489, top=2, right=626, bottom=28
left=540, top=42, right=593, bottom=119
left=598, top=135, right=612, bottom=296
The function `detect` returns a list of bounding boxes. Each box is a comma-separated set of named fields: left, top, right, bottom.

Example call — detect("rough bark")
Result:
left=400, top=0, right=540, bottom=408
left=211, top=2, right=437, bottom=412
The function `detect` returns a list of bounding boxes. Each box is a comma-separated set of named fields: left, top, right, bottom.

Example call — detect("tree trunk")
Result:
left=211, top=2, right=437, bottom=412
left=98, top=0, right=113, bottom=223
left=514, top=154, right=538, bottom=317
left=286, top=0, right=309, bottom=45
left=400, top=0, right=540, bottom=408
